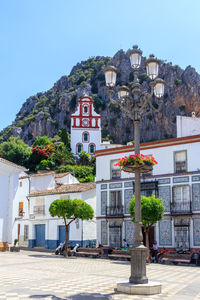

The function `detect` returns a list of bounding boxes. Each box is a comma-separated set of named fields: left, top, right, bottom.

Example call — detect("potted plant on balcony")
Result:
left=10, top=239, right=20, bottom=252
left=114, top=153, right=158, bottom=173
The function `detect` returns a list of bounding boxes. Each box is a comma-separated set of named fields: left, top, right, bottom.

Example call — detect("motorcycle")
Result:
left=150, top=248, right=167, bottom=263
left=55, top=242, right=65, bottom=255
left=55, top=242, right=80, bottom=256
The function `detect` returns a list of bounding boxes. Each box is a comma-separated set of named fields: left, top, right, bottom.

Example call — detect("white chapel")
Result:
left=70, top=95, right=121, bottom=155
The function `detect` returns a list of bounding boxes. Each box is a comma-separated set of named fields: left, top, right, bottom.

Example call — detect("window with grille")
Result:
left=24, top=225, right=29, bottom=241
left=110, top=160, right=121, bottom=179
left=84, top=133, right=88, bottom=142
left=172, top=185, right=190, bottom=212
left=77, top=144, right=82, bottom=153
left=174, top=151, right=187, bottom=173
left=33, top=205, right=45, bottom=215
left=90, top=144, right=95, bottom=153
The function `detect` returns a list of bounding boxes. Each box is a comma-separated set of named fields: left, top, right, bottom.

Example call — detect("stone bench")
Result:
left=0, top=243, right=9, bottom=252
left=108, top=249, right=131, bottom=261
left=162, top=257, right=190, bottom=264
left=75, top=248, right=100, bottom=258
left=162, top=253, right=191, bottom=265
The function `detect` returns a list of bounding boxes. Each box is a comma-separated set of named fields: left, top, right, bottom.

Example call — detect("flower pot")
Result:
left=10, top=247, right=20, bottom=252
left=121, top=164, right=153, bottom=174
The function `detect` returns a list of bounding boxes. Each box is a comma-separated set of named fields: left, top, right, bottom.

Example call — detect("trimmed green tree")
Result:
left=49, top=198, right=94, bottom=256
left=0, top=136, right=31, bottom=168
left=129, top=194, right=164, bottom=250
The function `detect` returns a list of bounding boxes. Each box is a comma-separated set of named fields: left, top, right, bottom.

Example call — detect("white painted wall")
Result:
left=71, top=128, right=102, bottom=154
left=177, top=115, right=200, bottom=137
left=30, top=174, right=55, bottom=192
left=0, top=161, right=25, bottom=246
left=18, top=188, right=96, bottom=247
left=96, top=141, right=200, bottom=182
left=56, top=174, right=79, bottom=185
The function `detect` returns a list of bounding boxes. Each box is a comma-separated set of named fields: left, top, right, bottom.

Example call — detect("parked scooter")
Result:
left=55, top=242, right=65, bottom=255
left=150, top=248, right=167, bottom=263
left=55, top=242, right=80, bottom=255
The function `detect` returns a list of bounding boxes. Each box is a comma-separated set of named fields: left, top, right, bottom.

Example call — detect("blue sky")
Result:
left=1, top=0, right=200, bottom=131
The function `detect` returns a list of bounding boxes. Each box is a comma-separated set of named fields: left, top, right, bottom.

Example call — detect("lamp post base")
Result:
left=129, top=246, right=148, bottom=284
left=117, top=281, right=162, bottom=295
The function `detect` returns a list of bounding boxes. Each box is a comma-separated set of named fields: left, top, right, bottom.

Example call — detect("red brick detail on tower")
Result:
left=71, top=96, right=101, bottom=129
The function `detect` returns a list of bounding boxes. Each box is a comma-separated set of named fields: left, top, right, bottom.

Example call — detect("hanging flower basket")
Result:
left=115, top=153, right=157, bottom=174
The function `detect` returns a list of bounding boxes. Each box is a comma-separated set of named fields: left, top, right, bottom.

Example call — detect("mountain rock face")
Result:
left=1, top=50, right=200, bottom=145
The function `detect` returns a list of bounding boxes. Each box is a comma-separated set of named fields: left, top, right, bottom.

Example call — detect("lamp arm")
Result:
left=138, top=93, right=151, bottom=114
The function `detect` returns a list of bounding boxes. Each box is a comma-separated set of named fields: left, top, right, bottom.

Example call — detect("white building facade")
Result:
left=17, top=172, right=96, bottom=249
left=0, top=158, right=26, bottom=250
left=95, top=119, right=200, bottom=253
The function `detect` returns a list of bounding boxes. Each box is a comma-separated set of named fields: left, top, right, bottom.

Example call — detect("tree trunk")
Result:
left=64, top=225, right=69, bottom=257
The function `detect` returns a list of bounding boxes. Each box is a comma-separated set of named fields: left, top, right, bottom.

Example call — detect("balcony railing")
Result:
left=106, top=205, right=124, bottom=217
left=33, top=205, right=45, bottom=215
left=111, top=169, right=121, bottom=179
left=175, top=161, right=187, bottom=173
left=171, top=201, right=191, bottom=215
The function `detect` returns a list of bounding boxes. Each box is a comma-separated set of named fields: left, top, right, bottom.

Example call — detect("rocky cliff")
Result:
left=1, top=50, right=200, bottom=145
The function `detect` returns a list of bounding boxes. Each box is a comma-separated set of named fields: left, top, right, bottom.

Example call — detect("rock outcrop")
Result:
left=1, top=50, right=200, bottom=145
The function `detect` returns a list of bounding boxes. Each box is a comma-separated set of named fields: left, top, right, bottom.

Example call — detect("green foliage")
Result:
left=93, top=95, right=106, bottom=113
left=50, top=120, right=58, bottom=126
left=101, top=129, right=109, bottom=138
left=49, top=198, right=94, bottom=221
left=57, top=165, right=95, bottom=182
left=51, top=143, right=76, bottom=166
left=58, top=128, right=70, bottom=149
left=35, top=159, right=54, bottom=171
left=174, top=78, right=182, bottom=86
left=14, top=239, right=18, bottom=246
left=24, top=114, right=35, bottom=125
left=129, top=195, right=164, bottom=229
left=78, top=151, right=90, bottom=166
left=0, top=136, right=31, bottom=168
left=32, top=136, right=52, bottom=147
left=179, top=105, right=186, bottom=111
left=108, top=102, right=121, bottom=114
left=69, top=93, right=77, bottom=111
left=138, top=73, right=148, bottom=84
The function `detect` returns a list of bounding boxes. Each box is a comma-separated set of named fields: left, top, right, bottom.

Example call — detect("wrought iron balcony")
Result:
left=171, top=201, right=191, bottom=215
left=33, top=205, right=45, bottom=215
left=106, top=205, right=124, bottom=217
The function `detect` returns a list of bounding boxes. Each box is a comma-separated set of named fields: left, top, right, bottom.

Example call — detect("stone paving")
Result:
left=0, top=251, right=200, bottom=299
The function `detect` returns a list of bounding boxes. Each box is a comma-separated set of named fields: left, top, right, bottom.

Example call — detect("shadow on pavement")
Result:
left=110, top=260, right=129, bottom=265
left=29, top=292, right=114, bottom=299
left=28, top=254, right=61, bottom=258
left=30, top=295, right=63, bottom=299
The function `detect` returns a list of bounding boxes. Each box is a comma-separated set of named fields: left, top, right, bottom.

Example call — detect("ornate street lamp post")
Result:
left=104, top=46, right=164, bottom=286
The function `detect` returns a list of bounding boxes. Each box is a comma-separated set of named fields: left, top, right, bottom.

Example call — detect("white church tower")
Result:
left=71, top=95, right=102, bottom=155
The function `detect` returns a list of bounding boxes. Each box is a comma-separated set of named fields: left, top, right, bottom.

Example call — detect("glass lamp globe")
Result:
left=104, top=65, right=117, bottom=88
left=154, top=78, right=164, bottom=98
left=145, top=55, right=160, bottom=80
left=117, top=86, right=130, bottom=98
left=129, top=45, right=142, bottom=69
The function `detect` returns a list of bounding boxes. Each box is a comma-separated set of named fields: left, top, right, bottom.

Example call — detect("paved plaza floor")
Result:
left=0, top=251, right=200, bottom=300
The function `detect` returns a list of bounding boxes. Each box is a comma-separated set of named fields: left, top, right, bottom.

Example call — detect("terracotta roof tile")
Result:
left=0, top=157, right=27, bottom=171
left=55, top=172, right=70, bottom=178
left=29, top=182, right=96, bottom=197
left=29, top=171, right=55, bottom=177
